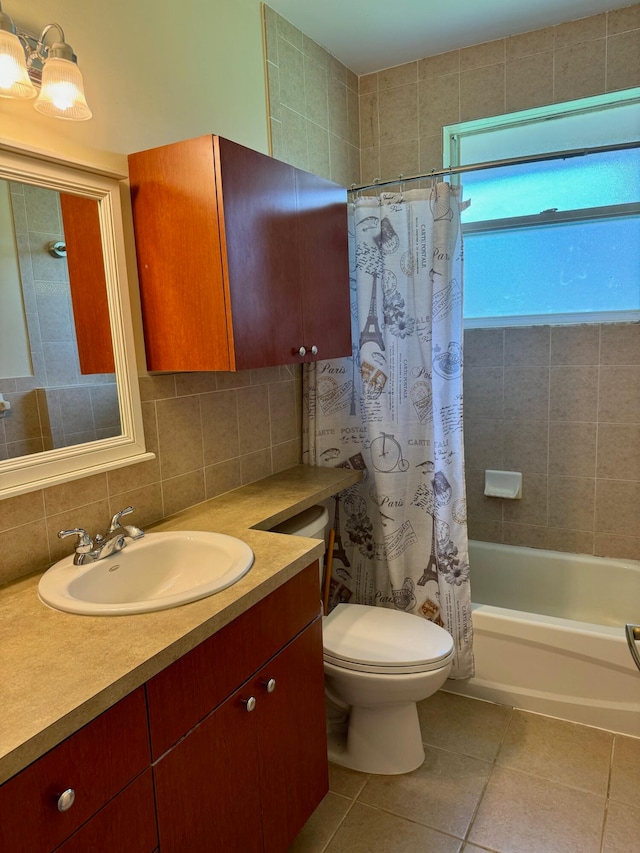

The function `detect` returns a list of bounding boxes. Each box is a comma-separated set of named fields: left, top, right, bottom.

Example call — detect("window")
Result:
left=444, top=90, right=640, bottom=327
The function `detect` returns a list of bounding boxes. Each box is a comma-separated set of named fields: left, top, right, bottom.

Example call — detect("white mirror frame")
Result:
left=0, top=140, right=153, bottom=499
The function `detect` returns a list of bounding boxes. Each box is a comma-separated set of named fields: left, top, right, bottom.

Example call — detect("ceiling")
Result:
left=267, top=0, right=634, bottom=74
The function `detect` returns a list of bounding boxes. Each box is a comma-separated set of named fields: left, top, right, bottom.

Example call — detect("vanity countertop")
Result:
left=0, top=464, right=360, bottom=786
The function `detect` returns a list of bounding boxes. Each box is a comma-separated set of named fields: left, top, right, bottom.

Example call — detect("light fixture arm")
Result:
left=31, top=23, right=75, bottom=66
left=0, top=2, right=91, bottom=119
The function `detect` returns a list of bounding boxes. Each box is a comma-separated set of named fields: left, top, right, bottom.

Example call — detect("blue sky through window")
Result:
left=462, top=148, right=640, bottom=321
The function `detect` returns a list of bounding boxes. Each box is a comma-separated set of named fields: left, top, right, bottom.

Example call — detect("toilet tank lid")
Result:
left=271, top=504, right=329, bottom=538
left=323, top=603, right=454, bottom=667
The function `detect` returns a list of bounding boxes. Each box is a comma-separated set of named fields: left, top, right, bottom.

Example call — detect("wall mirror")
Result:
left=0, top=141, right=153, bottom=499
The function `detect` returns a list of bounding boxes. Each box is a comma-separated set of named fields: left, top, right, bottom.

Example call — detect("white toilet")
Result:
left=272, top=505, right=455, bottom=775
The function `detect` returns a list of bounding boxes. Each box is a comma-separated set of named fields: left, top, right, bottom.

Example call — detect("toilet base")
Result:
left=327, top=701, right=425, bottom=775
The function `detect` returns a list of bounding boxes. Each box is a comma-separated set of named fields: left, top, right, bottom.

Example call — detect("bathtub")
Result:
left=444, top=540, right=640, bottom=737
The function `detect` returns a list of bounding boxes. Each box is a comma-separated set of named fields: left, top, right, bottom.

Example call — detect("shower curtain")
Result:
left=303, top=184, right=474, bottom=678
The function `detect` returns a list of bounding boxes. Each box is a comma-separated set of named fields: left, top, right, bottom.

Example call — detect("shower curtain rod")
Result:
left=347, top=140, right=639, bottom=194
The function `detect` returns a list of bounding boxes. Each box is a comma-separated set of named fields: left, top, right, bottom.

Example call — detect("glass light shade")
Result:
left=34, top=56, right=92, bottom=120
left=0, top=28, right=36, bottom=98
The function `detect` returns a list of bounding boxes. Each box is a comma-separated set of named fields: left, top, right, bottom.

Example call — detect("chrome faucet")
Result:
left=59, top=506, right=145, bottom=565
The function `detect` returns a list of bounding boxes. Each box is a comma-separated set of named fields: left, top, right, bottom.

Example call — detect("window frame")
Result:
left=443, top=90, right=640, bottom=329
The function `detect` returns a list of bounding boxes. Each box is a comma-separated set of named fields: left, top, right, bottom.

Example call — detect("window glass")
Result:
left=444, top=91, right=640, bottom=325
left=464, top=216, right=640, bottom=320
left=462, top=149, right=639, bottom=223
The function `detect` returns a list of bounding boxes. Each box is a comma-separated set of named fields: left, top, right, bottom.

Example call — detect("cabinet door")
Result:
left=128, top=135, right=232, bottom=371
left=0, top=688, right=149, bottom=853
left=216, top=137, right=304, bottom=370
left=153, top=684, right=264, bottom=853
left=256, top=617, right=328, bottom=853
left=146, top=562, right=321, bottom=760
left=295, top=169, right=351, bottom=362
left=55, top=770, right=157, bottom=853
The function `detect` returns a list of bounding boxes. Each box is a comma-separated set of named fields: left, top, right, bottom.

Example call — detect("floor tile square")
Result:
left=602, top=800, right=640, bottom=852
left=329, top=763, right=370, bottom=799
left=358, top=744, right=492, bottom=839
left=609, top=734, right=640, bottom=807
left=324, top=802, right=463, bottom=853
left=469, top=766, right=606, bottom=853
left=496, top=710, right=613, bottom=794
left=418, top=690, right=513, bottom=761
left=288, top=792, right=352, bottom=853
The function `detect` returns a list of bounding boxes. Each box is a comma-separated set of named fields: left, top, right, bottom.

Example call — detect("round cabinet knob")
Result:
left=263, top=678, right=276, bottom=694
left=297, top=346, right=307, bottom=357
left=57, top=788, right=76, bottom=812
left=242, top=696, right=257, bottom=712
left=310, top=345, right=318, bottom=356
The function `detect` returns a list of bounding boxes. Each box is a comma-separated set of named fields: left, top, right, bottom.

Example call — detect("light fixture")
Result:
left=0, top=3, right=91, bottom=120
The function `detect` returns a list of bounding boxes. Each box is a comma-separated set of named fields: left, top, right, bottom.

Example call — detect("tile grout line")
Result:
left=318, top=791, right=361, bottom=853
left=462, top=703, right=516, bottom=846
left=598, top=734, right=617, bottom=852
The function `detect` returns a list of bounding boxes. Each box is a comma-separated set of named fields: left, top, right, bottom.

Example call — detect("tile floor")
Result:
left=289, top=690, right=640, bottom=853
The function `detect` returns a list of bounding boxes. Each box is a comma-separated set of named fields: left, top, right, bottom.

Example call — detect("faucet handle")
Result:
left=108, top=506, right=134, bottom=532
left=58, top=528, right=93, bottom=554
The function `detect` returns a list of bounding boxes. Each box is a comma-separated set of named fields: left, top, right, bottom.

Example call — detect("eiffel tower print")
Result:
left=417, top=514, right=439, bottom=586
left=359, top=274, right=385, bottom=351
left=332, top=496, right=350, bottom=568
left=349, top=344, right=358, bottom=416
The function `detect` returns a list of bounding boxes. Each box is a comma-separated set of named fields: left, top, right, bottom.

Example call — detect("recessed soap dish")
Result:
left=484, top=470, right=522, bottom=499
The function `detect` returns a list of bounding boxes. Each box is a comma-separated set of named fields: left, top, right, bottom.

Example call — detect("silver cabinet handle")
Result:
left=310, top=345, right=318, bottom=356
left=625, top=624, right=640, bottom=672
left=57, top=788, right=75, bottom=812
left=297, top=346, right=306, bottom=357
left=263, top=678, right=276, bottom=694
left=242, top=696, right=257, bottom=712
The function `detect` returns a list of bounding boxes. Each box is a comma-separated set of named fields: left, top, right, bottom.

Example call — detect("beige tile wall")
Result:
left=357, top=4, right=640, bottom=183
left=263, top=4, right=360, bottom=185
left=0, top=365, right=302, bottom=586
left=464, top=323, right=640, bottom=559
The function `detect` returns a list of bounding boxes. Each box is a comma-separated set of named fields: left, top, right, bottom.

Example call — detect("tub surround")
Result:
left=0, top=464, right=360, bottom=786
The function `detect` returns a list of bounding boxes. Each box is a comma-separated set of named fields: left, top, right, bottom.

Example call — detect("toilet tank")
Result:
left=271, top=505, right=330, bottom=583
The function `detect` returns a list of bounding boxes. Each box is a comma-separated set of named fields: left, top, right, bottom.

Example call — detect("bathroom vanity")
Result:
left=0, top=465, right=360, bottom=852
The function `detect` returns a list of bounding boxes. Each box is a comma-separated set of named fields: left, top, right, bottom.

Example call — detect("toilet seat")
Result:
left=323, top=603, right=455, bottom=674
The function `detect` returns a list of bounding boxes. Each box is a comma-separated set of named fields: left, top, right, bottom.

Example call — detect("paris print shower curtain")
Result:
left=303, top=184, right=474, bottom=678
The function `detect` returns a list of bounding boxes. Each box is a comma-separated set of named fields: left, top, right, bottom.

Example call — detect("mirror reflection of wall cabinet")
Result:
left=128, top=135, right=351, bottom=371
left=0, top=142, right=152, bottom=500
left=60, top=194, right=114, bottom=375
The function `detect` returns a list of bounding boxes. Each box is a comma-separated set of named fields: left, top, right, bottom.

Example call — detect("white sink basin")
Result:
left=38, top=531, right=254, bottom=616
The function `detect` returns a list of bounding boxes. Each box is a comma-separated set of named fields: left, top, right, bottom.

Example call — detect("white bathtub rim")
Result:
left=471, top=601, right=625, bottom=638
left=469, top=538, right=640, bottom=574
left=471, top=603, right=636, bottom=675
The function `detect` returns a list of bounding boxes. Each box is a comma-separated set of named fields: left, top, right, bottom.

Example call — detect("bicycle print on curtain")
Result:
left=304, top=184, right=474, bottom=678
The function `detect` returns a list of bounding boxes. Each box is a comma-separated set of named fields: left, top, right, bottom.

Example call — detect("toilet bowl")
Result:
left=272, top=505, right=454, bottom=775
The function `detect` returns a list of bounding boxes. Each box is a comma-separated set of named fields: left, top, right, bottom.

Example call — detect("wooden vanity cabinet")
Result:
left=0, top=564, right=328, bottom=853
left=128, top=135, right=350, bottom=371
left=0, top=688, right=154, bottom=853
left=148, top=562, right=328, bottom=853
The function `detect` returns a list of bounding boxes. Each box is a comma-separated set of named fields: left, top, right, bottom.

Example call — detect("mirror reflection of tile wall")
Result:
left=0, top=183, right=119, bottom=460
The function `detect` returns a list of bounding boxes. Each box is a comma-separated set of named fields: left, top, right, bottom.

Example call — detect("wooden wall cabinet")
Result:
left=0, top=564, right=328, bottom=853
left=128, top=136, right=351, bottom=371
